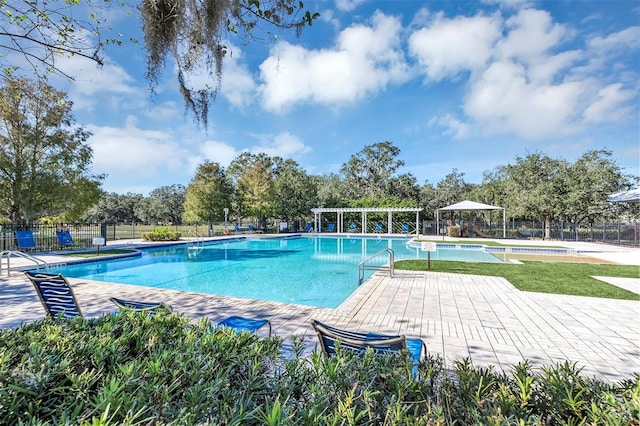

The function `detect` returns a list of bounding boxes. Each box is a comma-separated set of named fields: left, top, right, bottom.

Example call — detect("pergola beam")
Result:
left=310, top=207, right=423, bottom=235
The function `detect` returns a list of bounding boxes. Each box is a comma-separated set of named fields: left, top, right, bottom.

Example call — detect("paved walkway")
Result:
left=1, top=238, right=638, bottom=382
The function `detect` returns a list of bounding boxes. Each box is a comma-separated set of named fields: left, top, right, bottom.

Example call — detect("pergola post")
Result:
left=310, top=207, right=423, bottom=235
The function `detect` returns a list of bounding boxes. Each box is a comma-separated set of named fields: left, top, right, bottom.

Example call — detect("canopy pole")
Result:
left=503, top=208, right=506, bottom=238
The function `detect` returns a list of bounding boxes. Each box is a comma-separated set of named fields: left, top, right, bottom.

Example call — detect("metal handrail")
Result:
left=187, top=232, right=205, bottom=256
left=358, top=248, right=394, bottom=285
left=0, top=250, right=49, bottom=277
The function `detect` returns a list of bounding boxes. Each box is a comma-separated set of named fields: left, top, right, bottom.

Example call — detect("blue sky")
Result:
left=49, top=0, right=639, bottom=195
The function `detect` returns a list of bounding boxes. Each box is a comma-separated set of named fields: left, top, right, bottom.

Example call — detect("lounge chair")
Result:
left=374, top=223, right=383, bottom=233
left=348, top=223, right=357, bottom=232
left=401, top=223, right=410, bottom=234
left=311, top=319, right=425, bottom=374
left=304, top=223, right=313, bottom=232
left=25, top=271, right=83, bottom=319
left=216, top=315, right=271, bottom=336
left=233, top=224, right=245, bottom=234
left=16, top=230, right=40, bottom=252
left=327, top=223, right=335, bottom=232
left=110, top=297, right=173, bottom=314
left=247, top=224, right=263, bottom=234
left=56, top=229, right=74, bottom=247
left=25, top=272, right=271, bottom=335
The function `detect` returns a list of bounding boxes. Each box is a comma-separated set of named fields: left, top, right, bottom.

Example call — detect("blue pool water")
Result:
left=48, top=236, right=501, bottom=308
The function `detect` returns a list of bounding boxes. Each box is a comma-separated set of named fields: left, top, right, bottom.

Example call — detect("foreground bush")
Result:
left=0, top=313, right=637, bottom=425
left=141, top=227, right=182, bottom=241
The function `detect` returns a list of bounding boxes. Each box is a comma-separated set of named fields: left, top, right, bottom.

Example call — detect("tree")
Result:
left=83, top=192, right=144, bottom=223
left=227, top=152, right=276, bottom=225
left=563, top=150, right=637, bottom=226
left=385, top=173, right=419, bottom=202
left=501, top=153, right=569, bottom=239
left=314, top=173, right=347, bottom=208
left=237, top=161, right=276, bottom=230
left=1, top=0, right=319, bottom=126
left=340, top=141, right=405, bottom=199
left=183, top=161, right=232, bottom=230
left=0, top=77, right=103, bottom=224
left=135, top=184, right=186, bottom=224
left=273, top=159, right=317, bottom=223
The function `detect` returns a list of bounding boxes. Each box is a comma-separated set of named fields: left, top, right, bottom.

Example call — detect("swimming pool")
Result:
left=47, top=236, right=501, bottom=308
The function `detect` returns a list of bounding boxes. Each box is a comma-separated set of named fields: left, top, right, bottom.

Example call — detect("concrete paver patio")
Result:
left=1, top=238, right=638, bottom=382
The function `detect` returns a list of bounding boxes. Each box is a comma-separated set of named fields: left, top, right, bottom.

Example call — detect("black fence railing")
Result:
left=0, top=223, right=105, bottom=252
left=423, top=220, right=639, bottom=247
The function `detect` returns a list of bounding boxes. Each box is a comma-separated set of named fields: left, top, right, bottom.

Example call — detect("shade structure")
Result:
left=436, top=200, right=506, bottom=238
left=607, top=188, right=640, bottom=203
left=310, top=207, right=422, bottom=234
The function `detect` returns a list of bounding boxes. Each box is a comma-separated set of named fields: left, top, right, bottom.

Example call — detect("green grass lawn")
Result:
left=395, top=259, right=640, bottom=301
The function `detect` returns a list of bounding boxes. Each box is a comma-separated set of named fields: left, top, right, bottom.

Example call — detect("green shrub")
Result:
left=0, top=313, right=637, bottom=425
left=141, top=227, right=182, bottom=241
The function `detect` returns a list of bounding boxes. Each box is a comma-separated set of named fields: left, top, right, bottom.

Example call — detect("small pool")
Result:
left=47, top=236, right=501, bottom=308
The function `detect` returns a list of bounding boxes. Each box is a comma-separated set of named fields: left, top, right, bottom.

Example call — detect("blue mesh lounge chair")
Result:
left=247, top=224, right=263, bottom=234
left=110, top=297, right=173, bottom=314
left=56, top=230, right=74, bottom=247
left=25, top=271, right=83, bottom=319
left=348, top=223, right=357, bottom=232
left=401, top=223, right=410, bottom=234
left=26, top=272, right=271, bottom=336
left=311, top=319, right=425, bottom=374
left=217, top=315, right=271, bottom=336
left=374, top=223, right=383, bottom=233
left=327, top=223, right=335, bottom=232
left=304, top=223, right=313, bottom=232
left=16, top=230, right=39, bottom=251
left=25, top=271, right=171, bottom=319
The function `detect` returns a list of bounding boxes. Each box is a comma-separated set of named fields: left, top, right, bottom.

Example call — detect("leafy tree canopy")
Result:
left=0, top=0, right=319, bottom=126
left=0, top=76, right=103, bottom=223
left=183, top=161, right=232, bottom=225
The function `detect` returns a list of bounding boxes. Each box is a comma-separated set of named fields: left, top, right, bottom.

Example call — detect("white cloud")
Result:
left=408, top=13, right=502, bottom=81
left=197, top=141, right=240, bottom=167
left=588, top=26, right=640, bottom=51
left=250, top=132, right=311, bottom=158
left=424, top=7, right=637, bottom=141
left=220, top=47, right=258, bottom=108
left=335, top=0, right=367, bottom=12
left=429, top=114, right=470, bottom=139
left=258, top=11, right=409, bottom=112
left=482, top=0, right=535, bottom=11
left=87, top=121, right=191, bottom=177
left=464, top=61, right=584, bottom=138
left=496, top=9, right=571, bottom=62
left=583, top=83, right=635, bottom=123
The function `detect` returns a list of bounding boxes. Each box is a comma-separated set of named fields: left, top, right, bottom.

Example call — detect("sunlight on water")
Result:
left=48, top=236, right=501, bottom=308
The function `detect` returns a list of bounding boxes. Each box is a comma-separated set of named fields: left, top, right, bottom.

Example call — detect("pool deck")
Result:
left=1, top=236, right=638, bottom=382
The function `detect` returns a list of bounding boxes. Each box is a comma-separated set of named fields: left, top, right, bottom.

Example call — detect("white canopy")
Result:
left=438, top=200, right=504, bottom=211
left=436, top=200, right=506, bottom=238
left=607, top=189, right=640, bottom=203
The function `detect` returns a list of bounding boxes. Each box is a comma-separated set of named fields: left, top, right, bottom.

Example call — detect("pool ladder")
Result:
left=358, top=248, right=394, bottom=286
left=187, top=232, right=205, bottom=257
left=0, top=250, right=49, bottom=277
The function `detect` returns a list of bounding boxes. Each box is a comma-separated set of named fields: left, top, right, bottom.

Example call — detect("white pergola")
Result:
left=310, top=207, right=423, bottom=235
left=436, top=200, right=506, bottom=238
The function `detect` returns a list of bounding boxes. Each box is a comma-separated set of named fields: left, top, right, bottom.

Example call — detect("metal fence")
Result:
left=2, top=219, right=638, bottom=252
left=0, top=223, right=105, bottom=252
left=423, top=220, right=639, bottom=246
